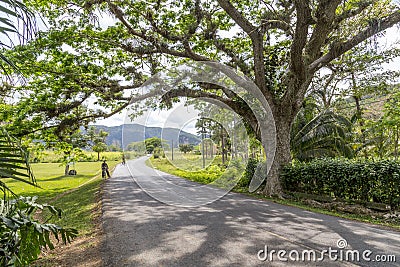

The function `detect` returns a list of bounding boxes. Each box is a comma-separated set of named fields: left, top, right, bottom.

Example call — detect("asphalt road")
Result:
left=101, top=157, right=400, bottom=266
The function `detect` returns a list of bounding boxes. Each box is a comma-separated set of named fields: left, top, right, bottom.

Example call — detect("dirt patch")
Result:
left=34, top=177, right=107, bottom=267
left=34, top=232, right=102, bottom=267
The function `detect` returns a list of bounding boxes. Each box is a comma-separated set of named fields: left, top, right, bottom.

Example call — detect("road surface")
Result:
left=101, top=157, right=400, bottom=266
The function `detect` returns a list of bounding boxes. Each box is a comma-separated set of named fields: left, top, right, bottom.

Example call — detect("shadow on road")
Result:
left=101, top=161, right=400, bottom=267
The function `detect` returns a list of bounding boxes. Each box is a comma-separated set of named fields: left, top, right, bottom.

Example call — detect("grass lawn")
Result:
left=148, top=156, right=227, bottom=184
left=5, top=161, right=118, bottom=234
left=35, top=150, right=127, bottom=163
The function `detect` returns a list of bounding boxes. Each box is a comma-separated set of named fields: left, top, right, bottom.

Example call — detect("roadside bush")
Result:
left=281, top=158, right=400, bottom=208
left=152, top=147, right=165, bottom=159
left=235, top=158, right=260, bottom=189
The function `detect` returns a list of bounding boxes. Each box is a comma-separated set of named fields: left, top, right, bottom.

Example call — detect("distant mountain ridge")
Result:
left=93, top=124, right=201, bottom=149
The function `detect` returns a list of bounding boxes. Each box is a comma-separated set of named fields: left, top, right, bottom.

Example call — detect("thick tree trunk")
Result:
left=262, top=112, right=294, bottom=196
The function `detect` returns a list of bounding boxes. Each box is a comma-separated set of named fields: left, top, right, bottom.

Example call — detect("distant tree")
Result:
left=87, top=127, right=109, bottom=160
left=179, top=144, right=193, bottom=154
left=145, top=137, right=164, bottom=154
left=55, top=141, right=85, bottom=175
left=127, top=141, right=146, bottom=153
left=382, top=91, right=400, bottom=160
left=108, top=141, right=122, bottom=152
left=363, top=90, right=400, bottom=159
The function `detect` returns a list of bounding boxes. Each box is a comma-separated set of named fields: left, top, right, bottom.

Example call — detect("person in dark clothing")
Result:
left=101, top=160, right=111, bottom=179
left=122, top=154, right=126, bottom=165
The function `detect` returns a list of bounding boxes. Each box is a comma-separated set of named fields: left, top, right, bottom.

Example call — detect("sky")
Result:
left=94, top=101, right=200, bottom=135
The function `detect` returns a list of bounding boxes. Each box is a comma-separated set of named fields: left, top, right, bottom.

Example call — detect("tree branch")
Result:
left=107, top=1, right=210, bottom=62
left=290, top=0, right=312, bottom=78
left=216, top=0, right=257, bottom=38
left=309, top=10, right=400, bottom=71
left=161, top=86, right=260, bottom=138
left=305, top=0, right=341, bottom=61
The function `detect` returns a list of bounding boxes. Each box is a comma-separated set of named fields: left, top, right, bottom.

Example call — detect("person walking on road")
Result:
left=101, top=160, right=111, bottom=179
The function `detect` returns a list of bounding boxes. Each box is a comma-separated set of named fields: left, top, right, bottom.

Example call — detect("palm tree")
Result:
left=291, top=109, right=354, bottom=162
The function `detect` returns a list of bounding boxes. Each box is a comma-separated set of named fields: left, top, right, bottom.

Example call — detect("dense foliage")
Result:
left=2, top=0, right=399, bottom=195
left=0, top=197, right=77, bottom=266
left=281, top=158, right=400, bottom=209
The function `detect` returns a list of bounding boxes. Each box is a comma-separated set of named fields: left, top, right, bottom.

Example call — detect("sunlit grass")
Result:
left=5, top=161, right=118, bottom=235
left=148, top=154, right=231, bottom=184
left=5, top=161, right=118, bottom=202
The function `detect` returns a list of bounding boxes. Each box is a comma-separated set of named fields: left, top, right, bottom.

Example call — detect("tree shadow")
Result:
left=101, top=171, right=400, bottom=267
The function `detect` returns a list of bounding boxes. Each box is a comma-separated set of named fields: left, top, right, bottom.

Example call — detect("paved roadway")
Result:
left=101, top=157, right=400, bottom=266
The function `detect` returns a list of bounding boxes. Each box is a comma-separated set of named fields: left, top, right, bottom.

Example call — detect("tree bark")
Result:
left=65, top=164, right=69, bottom=176
left=262, top=114, right=293, bottom=196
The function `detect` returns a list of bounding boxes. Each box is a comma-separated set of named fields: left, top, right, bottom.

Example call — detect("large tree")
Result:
left=4, top=0, right=400, bottom=195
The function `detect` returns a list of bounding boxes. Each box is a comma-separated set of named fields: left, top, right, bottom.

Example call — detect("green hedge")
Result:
left=281, top=158, right=400, bottom=208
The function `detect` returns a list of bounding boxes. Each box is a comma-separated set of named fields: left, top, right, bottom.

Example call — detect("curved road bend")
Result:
left=101, top=156, right=400, bottom=267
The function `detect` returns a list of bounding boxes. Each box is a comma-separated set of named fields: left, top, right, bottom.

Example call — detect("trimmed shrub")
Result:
left=235, top=158, right=260, bottom=189
left=281, top=158, right=400, bottom=208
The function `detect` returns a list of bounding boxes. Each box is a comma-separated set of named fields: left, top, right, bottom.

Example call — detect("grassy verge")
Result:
left=147, top=157, right=226, bottom=184
left=6, top=161, right=118, bottom=233
left=240, top=192, right=400, bottom=230
left=149, top=157, right=400, bottom=230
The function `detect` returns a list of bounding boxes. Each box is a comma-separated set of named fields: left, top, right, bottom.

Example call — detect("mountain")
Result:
left=93, top=124, right=201, bottom=149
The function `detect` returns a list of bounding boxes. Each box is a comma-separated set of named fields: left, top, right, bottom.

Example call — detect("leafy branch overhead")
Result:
left=3, top=1, right=399, bottom=133
left=3, top=0, right=400, bottom=195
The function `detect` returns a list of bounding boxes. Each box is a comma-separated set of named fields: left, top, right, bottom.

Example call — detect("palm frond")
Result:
left=291, top=109, right=354, bottom=161
left=0, top=127, right=37, bottom=198
left=0, top=0, right=37, bottom=78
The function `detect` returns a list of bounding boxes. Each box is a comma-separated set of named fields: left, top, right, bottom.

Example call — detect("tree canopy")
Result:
left=2, top=0, right=400, bottom=195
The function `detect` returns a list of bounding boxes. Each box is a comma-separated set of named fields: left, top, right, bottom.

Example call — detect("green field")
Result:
left=148, top=153, right=243, bottom=186
left=32, top=150, right=139, bottom=163
left=6, top=161, right=116, bottom=200
left=4, top=160, right=118, bottom=234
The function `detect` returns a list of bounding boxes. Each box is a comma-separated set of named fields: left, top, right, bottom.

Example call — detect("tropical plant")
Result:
left=291, top=108, right=354, bottom=162
left=0, top=128, right=77, bottom=266
left=0, top=0, right=36, bottom=74
left=0, top=128, right=36, bottom=197
left=0, top=196, right=78, bottom=266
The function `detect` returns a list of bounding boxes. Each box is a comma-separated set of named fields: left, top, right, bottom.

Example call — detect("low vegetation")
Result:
left=148, top=155, right=226, bottom=184
left=149, top=154, right=400, bottom=228
left=2, top=155, right=118, bottom=266
left=281, top=158, right=400, bottom=209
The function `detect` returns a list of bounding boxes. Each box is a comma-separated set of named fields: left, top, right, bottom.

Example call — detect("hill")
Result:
left=93, top=124, right=201, bottom=149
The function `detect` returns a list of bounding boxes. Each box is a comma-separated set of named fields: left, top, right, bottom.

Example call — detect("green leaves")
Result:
left=0, top=0, right=37, bottom=76
left=0, top=196, right=78, bottom=266
left=281, top=158, right=400, bottom=208
left=291, top=106, right=354, bottom=162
